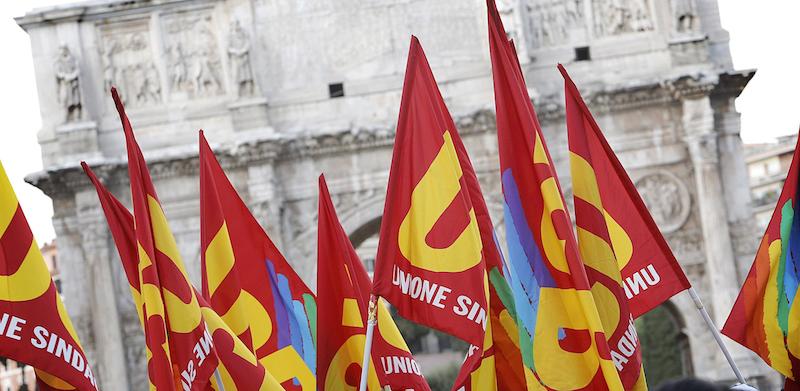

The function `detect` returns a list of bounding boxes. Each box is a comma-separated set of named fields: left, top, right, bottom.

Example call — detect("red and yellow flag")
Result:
left=82, top=162, right=284, bottom=391
left=560, top=66, right=690, bottom=320
left=372, top=36, right=489, bottom=348
left=442, top=13, right=527, bottom=387
left=317, top=175, right=429, bottom=391
left=562, top=65, right=649, bottom=390
left=199, top=131, right=316, bottom=390
left=112, top=88, right=218, bottom=390
left=0, top=160, right=97, bottom=391
left=487, top=1, right=623, bottom=388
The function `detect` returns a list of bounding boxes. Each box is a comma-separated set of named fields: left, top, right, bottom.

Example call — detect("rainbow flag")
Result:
left=723, top=133, right=800, bottom=384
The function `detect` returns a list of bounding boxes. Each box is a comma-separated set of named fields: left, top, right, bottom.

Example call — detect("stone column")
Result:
left=683, top=95, right=753, bottom=380
left=244, top=146, right=284, bottom=248
left=683, top=96, right=739, bottom=321
left=75, top=189, right=129, bottom=391
left=51, top=212, right=97, bottom=363
left=713, top=95, right=758, bottom=281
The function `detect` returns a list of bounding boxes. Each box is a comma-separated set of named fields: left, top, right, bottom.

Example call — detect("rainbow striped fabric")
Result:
left=723, top=133, right=800, bottom=382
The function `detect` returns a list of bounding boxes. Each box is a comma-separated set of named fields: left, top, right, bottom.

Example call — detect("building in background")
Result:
left=745, top=134, right=798, bottom=228
left=0, top=241, right=59, bottom=391
left=15, top=0, right=777, bottom=389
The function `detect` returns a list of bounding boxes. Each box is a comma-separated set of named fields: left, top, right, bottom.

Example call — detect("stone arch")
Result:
left=338, top=193, right=386, bottom=240
left=639, top=299, right=693, bottom=387
left=349, top=215, right=381, bottom=249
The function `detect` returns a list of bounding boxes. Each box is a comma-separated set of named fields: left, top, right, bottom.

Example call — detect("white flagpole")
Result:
left=214, top=368, right=226, bottom=391
left=359, top=295, right=379, bottom=391
left=687, top=287, right=746, bottom=384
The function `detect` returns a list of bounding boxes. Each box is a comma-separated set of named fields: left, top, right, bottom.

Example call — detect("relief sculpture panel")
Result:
left=163, top=11, right=225, bottom=98
left=525, top=0, right=585, bottom=48
left=98, top=21, right=162, bottom=107
left=635, top=171, right=691, bottom=233
left=592, top=0, right=654, bottom=37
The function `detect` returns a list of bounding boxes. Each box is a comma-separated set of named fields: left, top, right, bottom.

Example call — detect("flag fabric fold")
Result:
left=487, top=1, right=623, bottom=389
left=372, top=37, right=489, bottom=348
left=722, top=132, right=800, bottom=382
left=0, top=160, right=97, bottom=391
left=561, top=65, right=650, bottom=390
left=317, top=175, right=429, bottom=391
left=199, top=131, right=316, bottom=390
left=559, top=65, right=691, bottom=319
left=82, top=162, right=284, bottom=391
left=112, top=87, right=218, bottom=390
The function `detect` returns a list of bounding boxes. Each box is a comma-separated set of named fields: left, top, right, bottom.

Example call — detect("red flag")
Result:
left=372, top=36, right=489, bottom=347
left=562, top=65, right=648, bottom=389
left=488, top=1, right=624, bottom=388
left=82, top=162, right=284, bottom=391
left=559, top=65, right=691, bottom=319
left=444, top=11, right=527, bottom=387
left=112, top=88, right=218, bottom=390
left=0, top=160, right=97, bottom=391
left=317, top=175, right=429, bottom=391
left=199, top=131, right=316, bottom=390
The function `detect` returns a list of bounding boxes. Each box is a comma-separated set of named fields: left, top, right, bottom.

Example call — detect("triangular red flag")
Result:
left=372, top=37, right=489, bottom=347
left=112, top=88, right=218, bottom=390
left=317, top=174, right=429, bottom=391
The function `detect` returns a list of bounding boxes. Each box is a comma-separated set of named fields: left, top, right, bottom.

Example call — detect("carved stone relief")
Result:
left=671, top=0, right=699, bottom=34
left=592, top=0, right=654, bottom=37
left=665, top=228, right=704, bottom=265
left=163, top=11, right=224, bottom=98
left=526, top=0, right=585, bottom=48
left=635, top=171, right=691, bottom=233
left=99, top=23, right=162, bottom=106
left=54, top=44, right=82, bottom=122
left=227, top=20, right=256, bottom=98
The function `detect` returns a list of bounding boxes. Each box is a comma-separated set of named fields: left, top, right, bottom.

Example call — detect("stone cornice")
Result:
left=27, top=71, right=749, bottom=198
left=712, top=70, right=756, bottom=100
left=536, top=72, right=741, bottom=121
left=15, top=0, right=219, bottom=30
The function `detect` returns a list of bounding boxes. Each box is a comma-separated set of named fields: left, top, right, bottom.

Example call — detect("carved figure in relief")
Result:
left=672, top=0, right=698, bottom=33
left=54, top=44, right=82, bottom=122
left=526, top=0, right=583, bottom=48
left=101, top=39, right=119, bottom=92
left=169, top=43, right=188, bottom=91
left=593, top=0, right=653, bottom=37
left=228, top=20, right=255, bottom=97
left=100, top=30, right=161, bottom=106
left=165, top=14, right=223, bottom=97
left=637, top=174, right=685, bottom=231
left=134, top=64, right=161, bottom=104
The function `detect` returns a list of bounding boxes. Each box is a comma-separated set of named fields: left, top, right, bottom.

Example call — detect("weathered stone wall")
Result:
left=17, top=0, right=778, bottom=389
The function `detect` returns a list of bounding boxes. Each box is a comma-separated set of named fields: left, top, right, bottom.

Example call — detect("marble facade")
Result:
left=16, top=0, right=777, bottom=389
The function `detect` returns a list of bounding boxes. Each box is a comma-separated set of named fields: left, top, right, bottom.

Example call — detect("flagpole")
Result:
left=359, top=295, right=379, bottom=391
left=687, top=287, right=746, bottom=384
left=214, top=368, right=226, bottom=391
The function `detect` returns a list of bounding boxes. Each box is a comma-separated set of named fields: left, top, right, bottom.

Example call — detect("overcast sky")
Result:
left=1, top=0, right=798, bottom=244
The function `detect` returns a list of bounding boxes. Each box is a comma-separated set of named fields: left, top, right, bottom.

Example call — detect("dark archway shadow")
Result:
left=638, top=300, right=693, bottom=388
left=348, top=215, right=381, bottom=249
